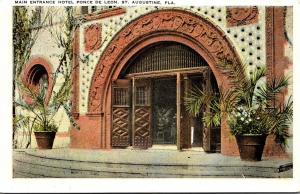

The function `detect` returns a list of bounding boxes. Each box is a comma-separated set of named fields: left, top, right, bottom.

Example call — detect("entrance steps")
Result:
left=13, top=149, right=292, bottom=178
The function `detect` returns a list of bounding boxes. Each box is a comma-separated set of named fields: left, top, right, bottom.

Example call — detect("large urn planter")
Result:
left=34, top=131, right=56, bottom=149
left=235, top=134, right=267, bottom=161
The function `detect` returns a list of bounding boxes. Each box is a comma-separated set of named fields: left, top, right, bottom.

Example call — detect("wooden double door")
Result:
left=111, top=71, right=220, bottom=152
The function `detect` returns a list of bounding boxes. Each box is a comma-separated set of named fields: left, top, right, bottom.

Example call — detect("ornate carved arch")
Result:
left=88, top=9, right=242, bottom=114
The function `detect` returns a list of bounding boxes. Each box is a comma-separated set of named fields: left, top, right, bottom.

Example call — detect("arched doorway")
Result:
left=87, top=9, right=244, bottom=155
left=22, top=57, right=53, bottom=104
left=27, top=65, right=49, bottom=90
left=111, top=42, right=220, bottom=151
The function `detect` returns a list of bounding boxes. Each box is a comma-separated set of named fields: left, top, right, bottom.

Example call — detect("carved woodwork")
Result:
left=226, top=7, right=259, bottom=27
left=111, top=79, right=131, bottom=147
left=84, top=24, right=101, bottom=53
left=112, top=107, right=130, bottom=147
left=180, top=75, right=191, bottom=149
left=133, top=79, right=152, bottom=149
left=133, top=106, right=151, bottom=148
left=88, top=10, right=241, bottom=114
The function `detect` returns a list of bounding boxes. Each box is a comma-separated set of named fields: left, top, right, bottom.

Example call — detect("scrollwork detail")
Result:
left=88, top=10, right=240, bottom=113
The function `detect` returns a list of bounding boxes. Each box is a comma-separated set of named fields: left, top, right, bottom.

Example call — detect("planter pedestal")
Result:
left=236, top=134, right=267, bottom=161
left=34, top=132, right=56, bottom=149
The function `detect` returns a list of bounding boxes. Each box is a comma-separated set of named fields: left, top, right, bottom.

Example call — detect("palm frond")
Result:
left=50, top=75, right=72, bottom=107
left=257, top=75, right=290, bottom=105
left=268, top=75, right=290, bottom=94
left=259, top=96, right=293, bottom=146
left=219, top=87, right=237, bottom=114
left=216, top=59, right=249, bottom=89
left=250, top=66, right=266, bottom=86
left=184, top=85, right=214, bottom=117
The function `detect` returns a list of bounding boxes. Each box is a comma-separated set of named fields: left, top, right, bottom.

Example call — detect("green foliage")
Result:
left=48, top=7, right=80, bottom=131
left=12, top=7, right=51, bottom=147
left=15, top=77, right=68, bottom=133
left=185, top=86, right=211, bottom=117
left=49, top=7, right=76, bottom=78
left=13, top=7, right=80, bottom=148
left=13, top=7, right=49, bottom=79
left=185, top=85, right=222, bottom=128
left=33, top=122, right=58, bottom=132
left=13, top=115, right=34, bottom=148
left=184, top=60, right=293, bottom=146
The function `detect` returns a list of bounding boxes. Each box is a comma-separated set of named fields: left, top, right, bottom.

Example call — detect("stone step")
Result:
left=13, top=151, right=291, bottom=178
left=13, top=160, right=243, bottom=178
left=13, top=168, right=47, bottom=178
left=13, top=158, right=289, bottom=178
left=14, top=151, right=279, bottom=174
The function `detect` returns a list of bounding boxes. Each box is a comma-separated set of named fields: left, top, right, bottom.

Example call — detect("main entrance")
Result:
left=111, top=42, right=220, bottom=152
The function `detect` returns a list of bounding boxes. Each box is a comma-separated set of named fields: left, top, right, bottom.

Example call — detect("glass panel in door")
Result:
left=152, top=77, right=177, bottom=145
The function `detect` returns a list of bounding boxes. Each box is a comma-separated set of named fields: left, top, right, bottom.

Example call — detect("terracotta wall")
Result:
left=263, top=7, right=292, bottom=158
left=70, top=115, right=102, bottom=149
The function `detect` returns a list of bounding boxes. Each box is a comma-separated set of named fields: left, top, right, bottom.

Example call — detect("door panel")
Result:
left=133, top=79, right=152, bottom=149
left=111, top=79, right=131, bottom=147
left=152, top=78, right=177, bottom=144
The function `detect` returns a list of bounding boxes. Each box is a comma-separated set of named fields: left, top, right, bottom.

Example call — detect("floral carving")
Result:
left=84, top=24, right=101, bottom=53
left=226, top=7, right=259, bottom=27
left=88, top=10, right=240, bottom=113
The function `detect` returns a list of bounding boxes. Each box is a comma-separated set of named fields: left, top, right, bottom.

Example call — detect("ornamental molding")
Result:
left=84, top=23, right=101, bottom=53
left=88, top=10, right=241, bottom=113
left=265, top=7, right=275, bottom=81
left=226, top=7, right=259, bottom=27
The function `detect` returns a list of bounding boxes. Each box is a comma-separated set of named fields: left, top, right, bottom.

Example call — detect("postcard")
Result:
left=0, top=0, right=299, bottom=192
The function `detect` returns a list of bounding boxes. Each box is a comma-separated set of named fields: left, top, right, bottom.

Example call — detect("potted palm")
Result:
left=185, top=62, right=293, bottom=161
left=33, top=121, right=58, bottom=149
left=15, top=73, right=71, bottom=149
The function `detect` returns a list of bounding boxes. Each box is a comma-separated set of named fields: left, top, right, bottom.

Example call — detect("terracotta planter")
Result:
left=236, top=134, right=267, bottom=161
left=34, top=132, right=56, bottom=149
